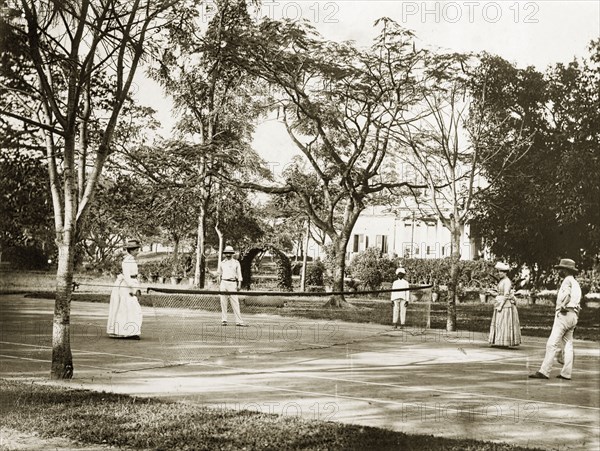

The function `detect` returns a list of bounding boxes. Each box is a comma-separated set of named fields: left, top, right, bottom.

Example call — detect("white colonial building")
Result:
left=345, top=205, right=482, bottom=261
left=306, top=203, right=484, bottom=262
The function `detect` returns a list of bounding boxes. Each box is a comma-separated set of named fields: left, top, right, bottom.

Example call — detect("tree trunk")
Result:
left=323, top=237, right=353, bottom=308
left=172, top=236, right=180, bottom=274
left=447, top=225, right=461, bottom=331
left=194, top=206, right=205, bottom=288
left=215, top=225, right=223, bottom=272
left=51, top=240, right=74, bottom=379
left=300, top=219, right=310, bottom=291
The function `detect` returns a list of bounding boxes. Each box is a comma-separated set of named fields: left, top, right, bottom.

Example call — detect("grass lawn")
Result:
left=0, top=379, right=542, bottom=451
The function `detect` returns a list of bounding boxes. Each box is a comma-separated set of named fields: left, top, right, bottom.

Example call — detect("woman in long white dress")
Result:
left=107, top=240, right=143, bottom=339
left=488, top=262, right=521, bottom=347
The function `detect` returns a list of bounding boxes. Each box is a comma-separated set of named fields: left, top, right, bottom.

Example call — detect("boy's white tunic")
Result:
left=107, top=254, right=143, bottom=337
left=391, top=278, right=410, bottom=325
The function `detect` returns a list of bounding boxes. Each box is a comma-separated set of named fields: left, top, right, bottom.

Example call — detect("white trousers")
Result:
left=393, top=300, right=408, bottom=325
left=220, top=280, right=243, bottom=324
left=539, top=311, right=578, bottom=378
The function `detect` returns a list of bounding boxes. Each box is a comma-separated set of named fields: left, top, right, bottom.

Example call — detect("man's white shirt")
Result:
left=218, top=258, right=242, bottom=281
left=556, top=275, right=581, bottom=311
left=391, top=279, right=409, bottom=301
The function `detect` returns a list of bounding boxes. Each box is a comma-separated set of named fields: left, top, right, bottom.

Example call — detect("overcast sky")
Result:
left=136, top=1, right=600, bottom=168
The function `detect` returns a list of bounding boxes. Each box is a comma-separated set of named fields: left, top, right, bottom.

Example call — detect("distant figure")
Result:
left=488, top=262, right=521, bottom=347
left=518, top=265, right=531, bottom=290
left=530, top=258, right=582, bottom=381
left=107, top=240, right=143, bottom=339
left=391, top=267, right=410, bottom=329
left=217, top=245, right=248, bottom=327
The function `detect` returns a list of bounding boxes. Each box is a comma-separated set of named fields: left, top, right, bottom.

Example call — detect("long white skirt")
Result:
left=106, top=277, right=143, bottom=337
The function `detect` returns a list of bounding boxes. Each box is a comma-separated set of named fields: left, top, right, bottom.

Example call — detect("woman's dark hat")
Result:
left=554, top=258, right=578, bottom=272
left=124, top=239, right=141, bottom=250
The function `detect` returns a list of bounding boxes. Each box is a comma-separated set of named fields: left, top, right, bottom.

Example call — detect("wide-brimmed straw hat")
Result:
left=554, top=258, right=578, bottom=272
left=494, top=262, right=510, bottom=271
left=395, top=267, right=406, bottom=275
left=123, top=239, right=141, bottom=250
left=223, top=245, right=235, bottom=254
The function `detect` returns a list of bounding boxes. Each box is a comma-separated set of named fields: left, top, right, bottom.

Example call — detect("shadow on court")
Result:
left=1, top=294, right=598, bottom=450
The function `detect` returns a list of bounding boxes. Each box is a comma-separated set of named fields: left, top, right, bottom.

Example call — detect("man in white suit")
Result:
left=391, top=267, right=410, bottom=329
left=529, top=258, right=582, bottom=381
left=217, top=245, right=248, bottom=327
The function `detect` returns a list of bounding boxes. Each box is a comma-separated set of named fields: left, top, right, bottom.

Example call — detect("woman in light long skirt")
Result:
left=107, top=240, right=143, bottom=339
left=489, top=262, right=521, bottom=347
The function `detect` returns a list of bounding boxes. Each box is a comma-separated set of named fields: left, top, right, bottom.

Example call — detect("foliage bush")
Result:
left=1, top=245, right=50, bottom=270
left=139, top=260, right=164, bottom=279
left=347, top=247, right=396, bottom=290
left=395, top=257, right=497, bottom=291
left=534, top=268, right=599, bottom=294
left=579, top=269, right=599, bottom=294
left=273, top=250, right=293, bottom=291
left=345, top=251, right=497, bottom=292
left=81, top=252, right=119, bottom=275
left=291, top=261, right=303, bottom=276
left=305, top=260, right=325, bottom=287
left=139, top=255, right=193, bottom=278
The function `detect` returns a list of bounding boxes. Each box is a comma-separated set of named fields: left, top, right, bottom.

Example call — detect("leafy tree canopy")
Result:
left=472, top=40, right=600, bottom=270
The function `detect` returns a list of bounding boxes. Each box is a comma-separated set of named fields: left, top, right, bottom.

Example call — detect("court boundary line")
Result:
left=0, top=341, right=167, bottom=363
left=0, top=354, right=112, bottom=371
left=186, top=360, right=600, bottom=412
left=217, top=381, right=600, bottom=432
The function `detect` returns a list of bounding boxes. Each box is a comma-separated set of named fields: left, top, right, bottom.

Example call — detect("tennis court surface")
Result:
left=1, top=294, right=598, bottom=450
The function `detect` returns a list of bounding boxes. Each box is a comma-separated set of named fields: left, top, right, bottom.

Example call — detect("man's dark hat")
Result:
left=554, top=258, right=578, bottom=272
left=124, top=239, right=141, bottom=250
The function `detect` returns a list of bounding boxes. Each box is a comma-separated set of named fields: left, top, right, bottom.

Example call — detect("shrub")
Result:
left=531, top=267, right=599, bottom=293
left=291, top=261, right=303, bottom=276
left=102, top=252, right=125, bottom=276
left=394, top=257, right=496, bottom=291
left=395, top=257, right=451, bottom=286
left=305, top=260, right=325, bottom=286
left=273, top=251, right=293, bottom=291
left=139, top=260, right=162, bottom=279
left=573, top=269, right=598, bottom=294
left=347, top=247, right=396, bottom=290
left=138, top=254, right=194, bottom=278
left=1, top=245, right=50, bottom=270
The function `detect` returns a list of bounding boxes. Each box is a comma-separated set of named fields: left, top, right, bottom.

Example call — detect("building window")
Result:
left=353, top=234, right=367, bottom=252
left=376, top=235, right=388, bottom=253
